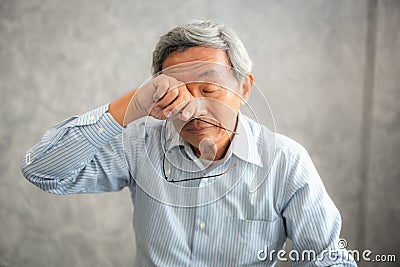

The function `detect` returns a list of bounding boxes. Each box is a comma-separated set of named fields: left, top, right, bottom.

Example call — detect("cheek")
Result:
left=210, top=95, right=241, bottom=119
left=222, top=92, right=241, bottom=109
left=230, top=94, right=243, bottom=109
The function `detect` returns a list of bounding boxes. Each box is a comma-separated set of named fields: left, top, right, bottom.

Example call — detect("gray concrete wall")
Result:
left=0, top=0, right=398, bottom=266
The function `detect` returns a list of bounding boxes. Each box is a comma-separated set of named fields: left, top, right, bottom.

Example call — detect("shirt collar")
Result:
left=163, top=111, right=263, bottom=167
left=231, top=111, right=263, bottom=167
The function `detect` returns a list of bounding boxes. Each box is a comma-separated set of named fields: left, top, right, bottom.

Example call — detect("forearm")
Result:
left=21, top=105, right=128, bottom=194
left=108, top=89, right=141, bottom=126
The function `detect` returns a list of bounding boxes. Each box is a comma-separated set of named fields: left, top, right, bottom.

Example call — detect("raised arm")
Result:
left=21, top=104, right=130, bottom=194
left=21, top=74, right=193, bottom=194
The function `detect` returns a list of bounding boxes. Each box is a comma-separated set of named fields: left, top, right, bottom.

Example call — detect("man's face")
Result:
left=161, top=47, right=252, bottom=160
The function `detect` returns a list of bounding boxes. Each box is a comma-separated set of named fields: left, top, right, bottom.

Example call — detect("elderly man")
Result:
left=21, top=20, right=356, bottom=266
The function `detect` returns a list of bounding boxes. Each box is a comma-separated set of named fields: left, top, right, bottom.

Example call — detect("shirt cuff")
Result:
left=78, top=104, right=123, bottom=148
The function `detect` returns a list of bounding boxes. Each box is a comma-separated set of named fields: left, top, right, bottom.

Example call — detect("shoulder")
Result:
left=274, top=132, right=308, bottom=157
left=242, top=115, right=317, bottom=192
left=241, top=114, right=308, bottom=157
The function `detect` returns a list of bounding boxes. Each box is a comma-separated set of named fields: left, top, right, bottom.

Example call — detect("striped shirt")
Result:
left=21, top=104, right=357, bottom=266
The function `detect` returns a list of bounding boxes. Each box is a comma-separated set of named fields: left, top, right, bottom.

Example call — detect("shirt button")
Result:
left=98, top=128, right=104, bottom=134
left=25, top=153, right=31, bottom=165
left=199, top=222, right=206, bottom=229
left=89, top=115, right=96, bottom=121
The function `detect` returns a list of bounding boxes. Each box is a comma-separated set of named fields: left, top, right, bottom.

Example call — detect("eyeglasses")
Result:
left=162, top=116, right=238, bottom=183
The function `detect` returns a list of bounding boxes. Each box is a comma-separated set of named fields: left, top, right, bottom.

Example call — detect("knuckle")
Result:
left=159, top=73, right=168, bottom=80
left=170, top=88, right=179, bottom=97
left=155, top=75, right=169, bottom=86
left=168, top=75, right=177, bottom=82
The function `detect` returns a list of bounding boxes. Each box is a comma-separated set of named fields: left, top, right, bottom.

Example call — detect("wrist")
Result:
left=108, top=89, right=142, bottom=127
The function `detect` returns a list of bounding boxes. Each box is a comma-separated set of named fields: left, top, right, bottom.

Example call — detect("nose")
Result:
left=185, top=83, right=203, bottom=98
left=184, top=83, right=208, bottom=117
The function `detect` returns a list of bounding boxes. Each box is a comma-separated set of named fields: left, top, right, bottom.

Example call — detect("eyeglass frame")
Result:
left=161, top=118, right=238, bottom=183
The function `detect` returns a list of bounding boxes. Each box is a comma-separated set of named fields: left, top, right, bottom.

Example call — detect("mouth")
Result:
left=185, top=124, right=214, bottom=135
left=183, top=117, right=217, bottom=135
left=179, top=116, right=238, bottom=136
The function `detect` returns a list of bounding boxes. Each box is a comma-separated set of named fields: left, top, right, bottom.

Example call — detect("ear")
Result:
left=240, top=73, right=254, bottom=105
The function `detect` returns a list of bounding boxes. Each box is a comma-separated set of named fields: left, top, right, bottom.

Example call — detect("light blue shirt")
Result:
left=21, top=104, right=357, bottom=266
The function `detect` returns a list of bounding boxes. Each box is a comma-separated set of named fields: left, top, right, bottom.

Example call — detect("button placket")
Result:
left=191, top=204, right=208, bottom=260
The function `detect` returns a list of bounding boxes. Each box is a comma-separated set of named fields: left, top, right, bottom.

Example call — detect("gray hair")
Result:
left=152, top=20, right=252, bottom=78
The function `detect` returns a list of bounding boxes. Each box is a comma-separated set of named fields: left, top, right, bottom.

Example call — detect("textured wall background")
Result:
left=1, top=0, right=399, bottom=266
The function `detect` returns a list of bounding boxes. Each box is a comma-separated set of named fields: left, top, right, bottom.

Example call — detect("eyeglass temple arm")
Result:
left=174, top=111, right=239, bottom=135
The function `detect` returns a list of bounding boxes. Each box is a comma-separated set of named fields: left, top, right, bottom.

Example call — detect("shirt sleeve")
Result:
left=281, top=146, right=357, bottom=266
left=20, top=104, right=132, bottom=194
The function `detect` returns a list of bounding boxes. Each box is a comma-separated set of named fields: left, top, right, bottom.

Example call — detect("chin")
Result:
left=184, top=131, right=225, bottom=147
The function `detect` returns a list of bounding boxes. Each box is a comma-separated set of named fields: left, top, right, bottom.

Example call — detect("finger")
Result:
left=178, top=99, right=197, bottom=121
left=152, top=75, right=171, bottom=102
left=149, top=104, right=167, bottom=120
left=163, top=84, right=192, bottom=118
left=154, top=86, right=180, bottom=111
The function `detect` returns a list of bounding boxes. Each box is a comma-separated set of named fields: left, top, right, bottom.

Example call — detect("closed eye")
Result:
left=202, top=89, right=217, bottom=93
left=200, top=84, right=221, bottom=94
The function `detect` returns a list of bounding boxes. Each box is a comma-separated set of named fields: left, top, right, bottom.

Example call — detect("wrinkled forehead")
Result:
left=161, top=61, right=239, bottom=86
